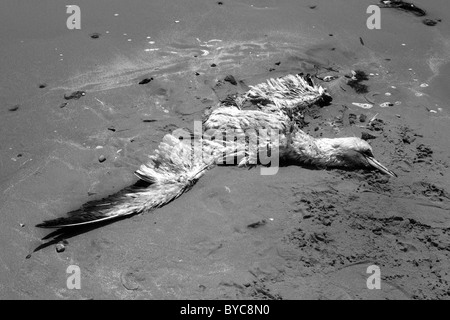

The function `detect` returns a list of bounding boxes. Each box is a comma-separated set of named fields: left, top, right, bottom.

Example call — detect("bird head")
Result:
left=314, top=137, right=397, bottom=177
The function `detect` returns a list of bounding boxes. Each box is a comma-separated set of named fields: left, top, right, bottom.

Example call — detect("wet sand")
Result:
left=1, top=0, right=450, bottom=299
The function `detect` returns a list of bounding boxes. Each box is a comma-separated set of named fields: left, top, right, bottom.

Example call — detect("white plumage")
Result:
left=36, top=74, right=395, bottom=228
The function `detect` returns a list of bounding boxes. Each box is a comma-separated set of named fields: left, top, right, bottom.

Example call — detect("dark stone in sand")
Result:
left=348, top=113, right=357, bottom=125
left=107, top=127, right=116, bottom=132
left=139, top=77, right=153, bottom=85
left=90, top=33, right=101, bottom=39
left=359, top=114, right=367, bottom=122
left=59, top=102, right=68, bottom=108
left=379, top=0, right=426, bottom=17
left=217, top=1, right=223, bottom=5
left=56, top=243, right=65, bottom=253
left=64, top=91, right=85, bottom=100
left=402, top=134, right=416, bottom=144
left=422, top=19, right=438, bottom=26
left=224, top=75, right=237, bottom=85
left=211, top=63, right=217, bottom=67
left=8, top=104, right=20, bottom=112
left=247, top=220, right=267, bottom=229
left=309, top=5, right=317, bottom=9
left=142, top=119, right=157, bottom=123
left=269, top=68, right=275, bottom=72
left=39, top=84, right=47, bottom=88
left=275, top=61, right=281, bottom=66
left=98, top=155, right=106, bottom=163
left=361, top=132, right=377, bottom=140
left=195, top=72, right=200, bottom=76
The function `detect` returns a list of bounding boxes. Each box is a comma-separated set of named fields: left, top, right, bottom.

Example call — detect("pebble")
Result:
left=19, top=223, right=25, bottom=227
left=420, top=83, right=429, bottom=88
left=361, top=132, right=377, bottom=140
left=359, top=114, right=367, bottom=122
left=323, top=75, right=338, bottom=82
left=423, top=19, right=438, bottom=26
left=90, top=33, right=101, bottom=39
left=224, top=75, right=237, bottom=85
left=138, top=77, right=153, bottom=85
left=380, top=102, right=394, bottom=108
left=56, top=243, right=65, bottom=253
left=98, top=155, right=106, bottom=163
left=8, top=104, right=20, bottom=112
left=64, top=91, right=86, bottom=100
left=352, top=102, right=373, bottom=109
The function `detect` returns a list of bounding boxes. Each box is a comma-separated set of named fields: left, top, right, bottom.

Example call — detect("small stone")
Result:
left=59, top=102, right=68, bottom=108
left=224, top=75, right=237, bottom=85
left=8, top=104, right=20, bottom=112
left=39, top=84, right=47, bottom=88
left=210, top=63, right=217, bottom=67
left=247, top=219, right=267, bottom=229
left=56, top=243, right=65, bottom=253
left=359, top=114, right=367, bottom=122
left=138, top=77, right=153, bottom=85
left=422, top=19, right=438, bottom=26
left=64, top=91, right=86, bottom=100
left=90, top=33, right=101, bottom=39
left=98, top=155, right=106, bottom=163
left=361, top=132, right=377, bottom=140
left=19, top=223, right=25, bottom=227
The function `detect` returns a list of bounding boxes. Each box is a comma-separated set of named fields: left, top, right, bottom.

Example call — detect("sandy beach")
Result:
left=1, top=0, right=450, bottom=299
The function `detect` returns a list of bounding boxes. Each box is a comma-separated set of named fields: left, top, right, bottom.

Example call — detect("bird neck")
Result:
left=287, top=131, right=344, bottom=167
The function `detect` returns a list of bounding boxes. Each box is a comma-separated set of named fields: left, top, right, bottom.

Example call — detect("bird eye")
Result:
left=363, top=149, right=374, bottom=157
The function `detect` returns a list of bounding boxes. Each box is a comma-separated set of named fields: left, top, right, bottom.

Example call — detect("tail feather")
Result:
left=36, top=134, right=211, bottom=228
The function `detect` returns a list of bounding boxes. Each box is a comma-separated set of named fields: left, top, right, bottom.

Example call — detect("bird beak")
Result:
left=365, top=156, right=397, bottom=177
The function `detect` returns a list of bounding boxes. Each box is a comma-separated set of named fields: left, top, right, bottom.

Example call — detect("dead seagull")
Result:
left=36, top=74, right=396, bottom=228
